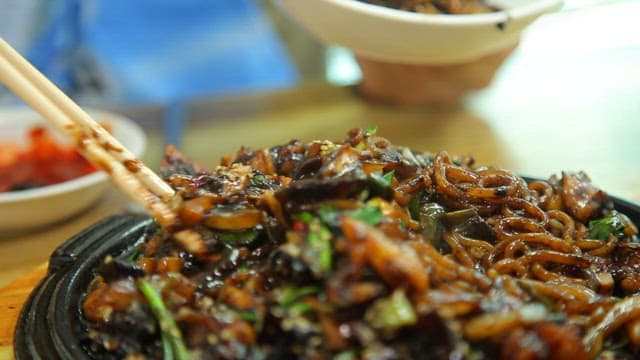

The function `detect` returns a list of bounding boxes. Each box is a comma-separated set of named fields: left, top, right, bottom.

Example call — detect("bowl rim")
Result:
left=0, top=107, right=146, bottom=204
left=0, top=171, right=108, bottom=203
left=314, top=0, right=564, bottom=25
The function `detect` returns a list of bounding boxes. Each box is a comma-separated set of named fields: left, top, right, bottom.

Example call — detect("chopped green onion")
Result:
left=334, top=349, right=358, bottom=360
left=371, top=170, right=394, bottom=188
left=383, top=171, right=395, bottom=185
left=317, top=205, right=340, bottom=227
left=161, top=332, right=174, bottom=360
left=220, top=229, right=259, bottom=246
left=358, top=189, right=371, bottom=202
left=292, top=211, right=315, bottom=225
left=365, top=289, right=417, bottom=336
left=138, top=279, right=190, bottom=360
left=365, top=125, right=378, bottom=136
left=451, top=157, right=465, bottom=166
left=237, top=310, right=258, bottom=323
left=249, top=173, right=269, bottom=187
left=369, top=170, right=395, bottom=200
left=320, top=204, right=383, bottom=228
left=125, top=248, right=142, bottom=263
left=308, top=221, right=333, bottom=272
left=408, top=194, right=421, bottom=221
left=350, top=204, right=383, bottom=226
left=288, top=301, right=313, bottom=315
left=291, top=211, right=334, bottom=274
left=277, top=285, right=320, bottom=307
left=588, top=212, right=628, bottom=240
left=237, top=263, right=250, bottom=273
left=319, top=233, right=333, bottom=272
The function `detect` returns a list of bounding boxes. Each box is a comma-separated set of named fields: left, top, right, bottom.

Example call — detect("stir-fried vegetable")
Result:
left=370, top=170, right=394, bottom=189
left=275, top=285, right=320, bottom=308
left=350, top=203, right=383, bottom=226
left=137, top=279, right=190, bottom=360
left=365, top=289, right=417, bottom=337
left=419, top=202, right=446, bottom=243
left=588, top=211, right=629, bottom=240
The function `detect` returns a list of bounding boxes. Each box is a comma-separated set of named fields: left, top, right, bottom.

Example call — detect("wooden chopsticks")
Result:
left=0, top=38, right=178, bottom=228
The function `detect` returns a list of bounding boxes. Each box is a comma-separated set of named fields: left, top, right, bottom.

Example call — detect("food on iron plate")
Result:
left=358, top=0, right=496, bottom=14
left=0, top=125, right=98, bottom=192
left=83, top=128, right=639, bottom=359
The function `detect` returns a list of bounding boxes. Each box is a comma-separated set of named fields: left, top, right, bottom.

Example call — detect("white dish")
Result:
left=277, top=0, right=563, bottom=64
left=0, top=107, right=146, bottom=234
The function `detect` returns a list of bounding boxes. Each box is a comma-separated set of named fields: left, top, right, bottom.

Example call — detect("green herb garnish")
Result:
left=138, top=279, right=190, bottom=360
left=370, top=170, right=394, bottom=188
left=588, top=212, right=628, bottom=240
left=365, top=125, right=378, bottom=136
left=334, top=349, right=358, bottom=360
left=308, top=221, right=333, bottom=272
left=408, top=193, right=421, bottom=221
left=277, top=285, right=320, bottom=307
left=221, top=229, right=259, bottom=246
left=288, top=301, right=314, bottom=315
left=365, top=289, right=417, bottom=336
left=291, top=211, right=334, bottom=274
left=292, top=211, right=315, bottom=224
left=125, top=248, right=143, bottom=263
left=351, top=204, right=383, bottom=226
left=249, top=173, right=270, bottom=187
left=161, top=332, right=174, bottom=360
left=237, top=310, right=258, bottom=323
left=317, top=205, right=340, bottom=227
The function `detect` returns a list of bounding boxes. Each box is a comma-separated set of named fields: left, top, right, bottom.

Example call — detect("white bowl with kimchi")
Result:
left=277, top=0, right=563, bottom=64
left=0, top=107, right=146, bottom=233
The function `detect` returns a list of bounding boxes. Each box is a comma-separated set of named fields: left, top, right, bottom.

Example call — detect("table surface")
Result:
left=1, top=1, right=640, bottom=357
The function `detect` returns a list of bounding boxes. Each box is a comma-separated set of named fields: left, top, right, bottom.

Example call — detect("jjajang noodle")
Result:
left=82, top=128, right=639, bottom=359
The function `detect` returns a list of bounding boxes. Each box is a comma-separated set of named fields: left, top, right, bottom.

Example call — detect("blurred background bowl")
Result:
left=277, top=0, right=563, bottom=65
left=277, top=0, right=563, bottom=107
left=0, top=107, right=146, bottom=234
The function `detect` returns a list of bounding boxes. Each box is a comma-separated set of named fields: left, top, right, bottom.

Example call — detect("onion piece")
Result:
left=203, top=207, right=263, bottom=230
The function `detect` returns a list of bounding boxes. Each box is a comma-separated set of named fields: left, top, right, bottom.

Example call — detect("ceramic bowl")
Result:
left=0, top=107, right=146, bottom=234
left=277, top=0, right=563, bottom=64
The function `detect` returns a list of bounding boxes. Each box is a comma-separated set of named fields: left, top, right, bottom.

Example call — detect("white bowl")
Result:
left=277, top=0, right=563, bottom=64
left=0, top=107, right=146, bottom=234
